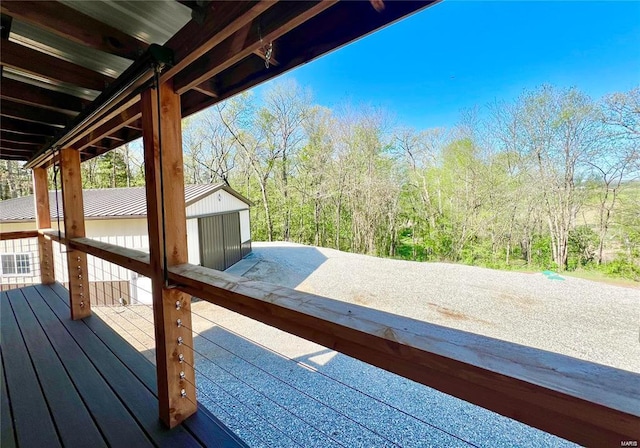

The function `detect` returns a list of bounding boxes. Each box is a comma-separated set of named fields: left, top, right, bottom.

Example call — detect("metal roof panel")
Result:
left=10, top=21, right=132, bottom=78
left=59, top=0, right=191, bottom=45
left=0, top=184, right=253, bottom=222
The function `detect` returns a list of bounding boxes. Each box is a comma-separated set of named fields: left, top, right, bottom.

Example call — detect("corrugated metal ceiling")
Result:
left=10, top=21, right=131, bottom=78
left=58, top=0, right=191, bottom=45
left=3, top=68, right=100, bottom=101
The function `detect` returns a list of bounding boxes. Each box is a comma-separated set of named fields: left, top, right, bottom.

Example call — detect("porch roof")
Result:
left=0, top=0, right=438, bottom=167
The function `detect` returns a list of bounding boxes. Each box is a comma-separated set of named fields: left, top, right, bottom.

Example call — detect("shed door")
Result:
left=198, top=212, right=242, bottom=271
left=223, top=212, right=241, bottom=268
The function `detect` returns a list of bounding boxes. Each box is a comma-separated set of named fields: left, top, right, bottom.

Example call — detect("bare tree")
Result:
left=262, top=80, right=311, bottom=241
left=517, top=86, right=598, bottom=270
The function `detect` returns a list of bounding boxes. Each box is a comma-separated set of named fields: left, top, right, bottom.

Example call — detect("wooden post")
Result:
left=32, top=167, right=55, bottom=284
left=60, top=147, right=91, bottom=319
left=141, top=79, right=196, bottom=427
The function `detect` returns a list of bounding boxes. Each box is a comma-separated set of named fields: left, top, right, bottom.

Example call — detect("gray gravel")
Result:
left=246, top=242, right=640, bottom=373
left=95, top=242, right=639, bottom=447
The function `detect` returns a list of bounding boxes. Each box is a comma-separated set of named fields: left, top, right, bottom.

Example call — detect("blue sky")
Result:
left=258, top=1, right=640, bottom=131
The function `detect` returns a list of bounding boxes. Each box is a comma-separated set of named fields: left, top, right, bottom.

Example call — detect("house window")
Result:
left=1, top=253, right=31, bottom=275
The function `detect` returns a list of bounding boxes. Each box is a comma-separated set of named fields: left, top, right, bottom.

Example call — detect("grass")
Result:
left=561, top=270, right=640, bottom=289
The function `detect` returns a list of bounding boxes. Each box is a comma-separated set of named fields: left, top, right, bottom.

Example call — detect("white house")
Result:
left=0, top=183, right=252, bottom=304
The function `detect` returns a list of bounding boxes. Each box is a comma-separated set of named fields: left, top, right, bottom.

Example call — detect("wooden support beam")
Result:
left=1, top=40, right=114, bottom=92
left=65, top=96, right=140, bottom=151
left=191, top=82, right=218, bottom=98
left=32, top=167, right=55, bottom=284
left=1, top=78, right=89, bottom=115
left=141, top=80, right=196, bottom=427
left=253, top=47, right=280, bottom=66
left=174, top=0, right=337, bottom=95
left=168, top=263, right=640, bottom=447
left=59, top=148, right=90, bottom=319
left=162, top=1, right=277, bottom=83
left=1, top=1, right=147, bottom=60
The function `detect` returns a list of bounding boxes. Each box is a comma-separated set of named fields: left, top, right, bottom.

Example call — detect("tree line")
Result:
left=3, top=80, right=638, bottom=278
left=178, top=80, right=639, bottom=276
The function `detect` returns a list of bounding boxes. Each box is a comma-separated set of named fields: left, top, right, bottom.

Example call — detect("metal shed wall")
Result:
left=186, top=190, right=249, bottom=218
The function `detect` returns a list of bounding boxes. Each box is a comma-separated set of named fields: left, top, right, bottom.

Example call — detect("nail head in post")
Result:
left=177, top=319, right=182, bottom=327
left=180, top=389, right=187, bottom=398
left=177, top=336, right=183, bottom=345
left=179, top=371, right=185, bottom=380
left=175, top=300, right=181, bottom=310
left=178, top=353, right=184, bottom=363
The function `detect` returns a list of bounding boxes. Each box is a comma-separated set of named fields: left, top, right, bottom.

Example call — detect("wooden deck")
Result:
left=0, top=283, right=248, bottom=448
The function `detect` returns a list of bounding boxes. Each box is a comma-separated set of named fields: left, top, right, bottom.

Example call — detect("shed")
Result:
left=0, top=183, right=252, bottom=302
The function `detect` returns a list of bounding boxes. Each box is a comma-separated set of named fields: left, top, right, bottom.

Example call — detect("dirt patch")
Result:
left=427, top=302, right=470, bottom=320
left=244, top=260, right=305, bottom=289
left=353, top=293, right=371, bottom=306
left=497, top=292, right=537, bottom=308
left=426, top=302, right=494, bottom=326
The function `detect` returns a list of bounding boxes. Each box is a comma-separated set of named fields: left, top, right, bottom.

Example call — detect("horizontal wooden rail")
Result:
left=1, top=229, right=39, bottom=240
left=42, top=230, right=640, bottom=444
left=40, top=229, right=152, bottom=277
left=168, top=263, right=640, bottom=446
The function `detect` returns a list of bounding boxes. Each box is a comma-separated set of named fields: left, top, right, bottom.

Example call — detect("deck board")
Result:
left=45, top=282, right=249, bottom=448
left=19, top=287, right=154, bottom=448
left=1, top=291, right=61, bottom=448
left=7, top=288, right=106, bottom=448
left=34, top=284, right=202, bottom=448
left=0, top=284, right=248, bottom=448
left=0, top=348, right=16, bottom=448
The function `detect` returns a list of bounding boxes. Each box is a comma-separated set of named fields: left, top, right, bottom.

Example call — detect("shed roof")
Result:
left=0, top=183, right=251, bottom=222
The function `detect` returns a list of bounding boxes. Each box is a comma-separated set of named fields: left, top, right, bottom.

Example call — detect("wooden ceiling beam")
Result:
left=253, top=47, right=280, bottom=66
left=1, top=40, right=114, bottom=91
left=125, top=120, right=143, bottom=131
left=0, top=78, right=89, bottom=115
left=181, top=1, right=437, bottom=118
left=1, top=100, right=70, bottom=127
left=173, top=0, right=337, bottom=95
left=161, top=1, right=277, bottom=83
left=191, top=80, right=218, bottom=98
left=1, top=116, right=60, bottom=137
left=0, top=1, right=147, bottom=60
left=70, top=102, right=141, bottom=153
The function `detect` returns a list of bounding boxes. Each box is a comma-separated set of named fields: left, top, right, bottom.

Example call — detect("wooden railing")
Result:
left=1, top=229, right=55, bottom=288
left=0, top=230, right=40, bottom=240
left=31, top=229, right=640, bottom=446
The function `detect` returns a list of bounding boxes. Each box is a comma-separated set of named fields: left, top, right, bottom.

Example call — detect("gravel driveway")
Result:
left=245, top=242, right=639, bottom=373
left=96, top=242, right=639, bottom=447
